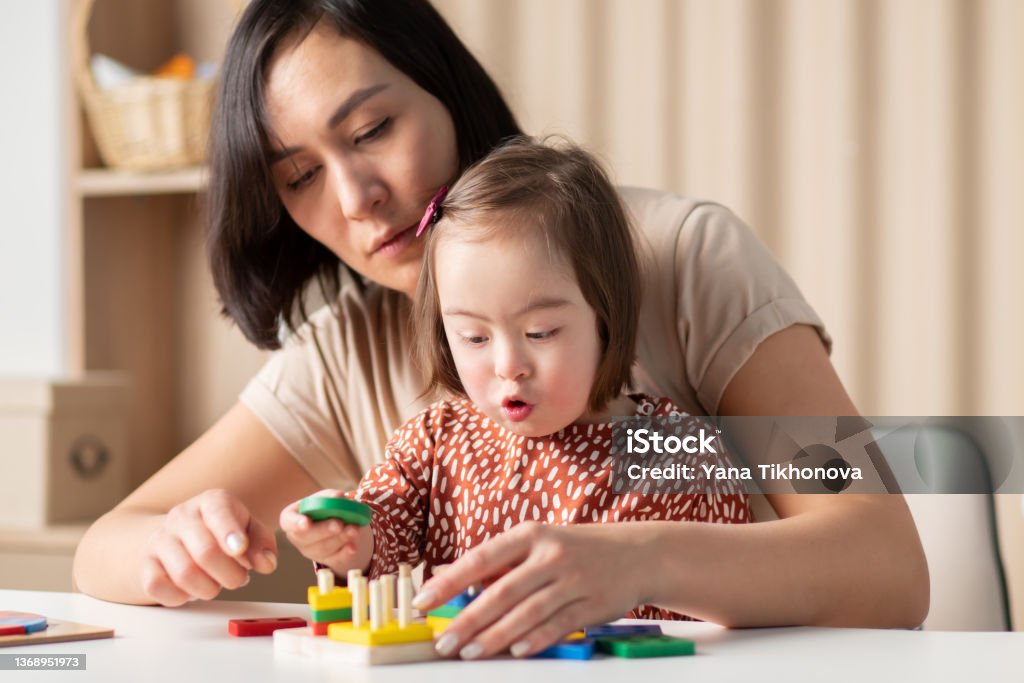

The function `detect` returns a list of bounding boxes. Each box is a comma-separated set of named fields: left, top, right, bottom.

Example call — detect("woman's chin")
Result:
left=379, top=261, right=424, bottom=298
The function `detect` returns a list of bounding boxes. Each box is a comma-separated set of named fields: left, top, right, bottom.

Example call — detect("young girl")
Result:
left=281, top=137, right=751, bottom=633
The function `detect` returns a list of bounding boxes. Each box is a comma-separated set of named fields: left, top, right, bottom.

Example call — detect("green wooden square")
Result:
left=309, top=607, right=353, bottom=623
left=595, top=635, right=696, bottom=658
left=426, top=604, right=462, bottom=619
left=298, top=496, right=372, bottom=526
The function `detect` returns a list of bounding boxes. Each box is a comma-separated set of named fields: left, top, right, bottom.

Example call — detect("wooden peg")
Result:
left=381, top=574, right=395, bottom=625
left=352, top=576, right=368, bottom=628
left=369, top=579, right=383, bottom=631
left=316, top=568, right=335, bottom=595
left=398, top=564, right=414, bottom=628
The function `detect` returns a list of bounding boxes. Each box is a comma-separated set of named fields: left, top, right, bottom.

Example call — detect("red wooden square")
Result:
left=228, top=616, right=306, bottom=637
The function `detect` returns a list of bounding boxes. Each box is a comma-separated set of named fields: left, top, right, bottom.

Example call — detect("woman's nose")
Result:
left=331, top=158, right=387, bottom=220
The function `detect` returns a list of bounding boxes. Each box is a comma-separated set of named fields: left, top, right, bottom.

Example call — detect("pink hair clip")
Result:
left=416, top=185, right=449, bottom=237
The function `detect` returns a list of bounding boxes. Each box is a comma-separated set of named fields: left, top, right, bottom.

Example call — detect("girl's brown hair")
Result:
left=207, top=0, right=522, bottom=349
left=414, top=136, right=641, bottom=412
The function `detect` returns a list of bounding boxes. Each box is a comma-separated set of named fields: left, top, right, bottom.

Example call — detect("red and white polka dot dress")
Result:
left=352, top=395, right=751, bottom=621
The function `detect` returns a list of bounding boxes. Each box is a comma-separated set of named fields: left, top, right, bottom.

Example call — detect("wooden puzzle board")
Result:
left=0, top=620, right=114, bottom=648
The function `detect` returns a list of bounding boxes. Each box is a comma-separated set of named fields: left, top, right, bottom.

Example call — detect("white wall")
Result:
left=0, top=0, right=66, bottom=376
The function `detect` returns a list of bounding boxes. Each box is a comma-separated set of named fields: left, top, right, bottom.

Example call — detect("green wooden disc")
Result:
left=298, top=496, right=372, bottom=526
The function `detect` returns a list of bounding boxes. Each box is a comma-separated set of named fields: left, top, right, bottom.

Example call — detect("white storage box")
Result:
left=0, top=375, right=129, bottom=527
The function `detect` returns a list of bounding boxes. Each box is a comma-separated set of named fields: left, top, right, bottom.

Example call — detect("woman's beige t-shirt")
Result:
left=239, top=188, right=832, bottom=490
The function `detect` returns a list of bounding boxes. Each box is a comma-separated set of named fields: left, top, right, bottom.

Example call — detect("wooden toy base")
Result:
left=0, top=620, right=114, bottom=648
left=274, top=627, right=440, bottom=665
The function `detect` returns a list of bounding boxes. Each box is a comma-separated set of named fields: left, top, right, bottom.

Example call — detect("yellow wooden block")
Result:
left=308, top=586, right=353, bottom=611
left=328, top=620, right=434, bottom=646
left=425, top=615, right=452, bottom=634
left=565, top=630, right=586, bottom=641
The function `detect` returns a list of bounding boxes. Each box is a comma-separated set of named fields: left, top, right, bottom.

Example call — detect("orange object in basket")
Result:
left=154, top=53, right=196, bottom=79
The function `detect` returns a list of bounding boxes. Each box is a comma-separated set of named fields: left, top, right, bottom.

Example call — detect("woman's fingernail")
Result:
left=263, top=550, right=278, bottom=572
left=459, top=642, right=484, bottom=660
left=225, top=533, right=246, bottom=555
left=510, top=640, right=531, bottom=658
left=411, top=589, right=435, bottom=609
left=435, top=632, right=459, bottom=656
left=240, top=574, right=251, bottom=587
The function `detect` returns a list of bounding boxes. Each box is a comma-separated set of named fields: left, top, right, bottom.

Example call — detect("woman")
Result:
left=73, top=0, right=928, bottom=659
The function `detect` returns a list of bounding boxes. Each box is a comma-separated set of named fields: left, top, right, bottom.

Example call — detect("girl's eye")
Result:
left=463, top=335, right=488, bottom=345
left=355, top=117, right=391, bottom=144
left=526, top=329, right=558, bottom=340
left=286, top=166, right=320, bottom=193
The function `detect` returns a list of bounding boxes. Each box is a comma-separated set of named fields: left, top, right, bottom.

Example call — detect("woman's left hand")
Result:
left=412, top=521, right=647, bottom=659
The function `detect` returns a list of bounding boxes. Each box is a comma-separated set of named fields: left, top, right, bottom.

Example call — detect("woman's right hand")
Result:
left=140, top=489, right=279, bottom=606
left=279, top=489, right=373, bottom=575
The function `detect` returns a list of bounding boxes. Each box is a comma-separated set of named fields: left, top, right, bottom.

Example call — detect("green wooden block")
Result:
left=299, top=496, right=372, bottom=526
left=426, top=604, right=462, bottom=619
left=595, top=635, right=696, bottom=658
left=310, top=607, right=353, bottom=623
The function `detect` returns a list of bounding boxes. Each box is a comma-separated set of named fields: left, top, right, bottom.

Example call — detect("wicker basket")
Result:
left=72, top=0, right=234, bottom=171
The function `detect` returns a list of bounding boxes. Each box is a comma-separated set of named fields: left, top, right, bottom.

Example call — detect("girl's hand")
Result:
left=140, top=489, right=278, bottom=606
left=279, top=489, right=373, bottom=576
left=412, top=522, right=646, bottom=659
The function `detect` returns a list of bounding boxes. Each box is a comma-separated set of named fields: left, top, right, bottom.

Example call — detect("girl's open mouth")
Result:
left=502, top=399, right=534, bottom=422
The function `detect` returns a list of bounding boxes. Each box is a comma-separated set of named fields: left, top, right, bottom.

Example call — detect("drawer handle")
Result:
left=69, top=435, right=110, bottom=479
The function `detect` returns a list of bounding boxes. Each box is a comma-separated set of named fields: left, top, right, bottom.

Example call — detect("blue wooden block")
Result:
left=446, top=588, right=479, bottom=609
left=23, top=619, right=48, bottom=634
left=532, top=638, right=596, bottom=660
left=585, top=623, right=663, bottom=638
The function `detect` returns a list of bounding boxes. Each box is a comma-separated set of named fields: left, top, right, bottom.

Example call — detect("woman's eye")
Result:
left=286, top=166, right=320, bottom=192
left=355, top=117, right=391, bottom=144
left=526, top=329, right=558, bottom=340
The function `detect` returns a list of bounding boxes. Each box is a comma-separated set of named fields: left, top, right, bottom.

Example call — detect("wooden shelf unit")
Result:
left=78, top=166, right=207, bottom=196
left=65, top=0, right=265, bottom=491
left=0, top=0, right=263, bottom=596
left=0, top=525, right=90, bottom=592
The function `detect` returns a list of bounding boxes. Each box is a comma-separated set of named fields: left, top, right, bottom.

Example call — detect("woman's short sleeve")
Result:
left=622, top=187, right=832, bottom=415
left=238, top=280, right=427, bottom=488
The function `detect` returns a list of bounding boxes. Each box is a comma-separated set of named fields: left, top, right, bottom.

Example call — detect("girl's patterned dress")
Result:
left=351, top=395, right=751, bottom=620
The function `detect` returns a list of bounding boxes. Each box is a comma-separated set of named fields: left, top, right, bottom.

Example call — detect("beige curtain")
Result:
left=434, top=0, right=1024, bottom=418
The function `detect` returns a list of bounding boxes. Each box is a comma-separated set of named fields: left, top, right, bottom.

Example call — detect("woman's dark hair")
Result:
left=207, top=0, right=522, bottom=349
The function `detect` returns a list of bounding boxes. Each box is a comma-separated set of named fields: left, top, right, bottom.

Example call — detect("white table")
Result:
left=0, top=590, right=1020, bottom=682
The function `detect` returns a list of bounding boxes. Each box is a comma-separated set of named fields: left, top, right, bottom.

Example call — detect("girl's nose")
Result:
left=494, top=342, right=531, bottom=381
left=331, top=158, right=387, bottom=221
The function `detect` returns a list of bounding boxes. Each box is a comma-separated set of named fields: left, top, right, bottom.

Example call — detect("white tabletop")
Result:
left=0, top=590, right=1020, bottom=683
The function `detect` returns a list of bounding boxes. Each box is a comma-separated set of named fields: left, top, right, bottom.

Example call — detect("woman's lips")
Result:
left=375, top=226, right=416, bottom=257
left=502, top=399, right=534, bottom=422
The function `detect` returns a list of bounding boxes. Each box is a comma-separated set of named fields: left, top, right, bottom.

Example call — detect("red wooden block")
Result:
left=311, top=621, right=331, bottom=636
left=0, top=624, right=27, bottom=636
left=228, top=617, right=306, bottom=637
